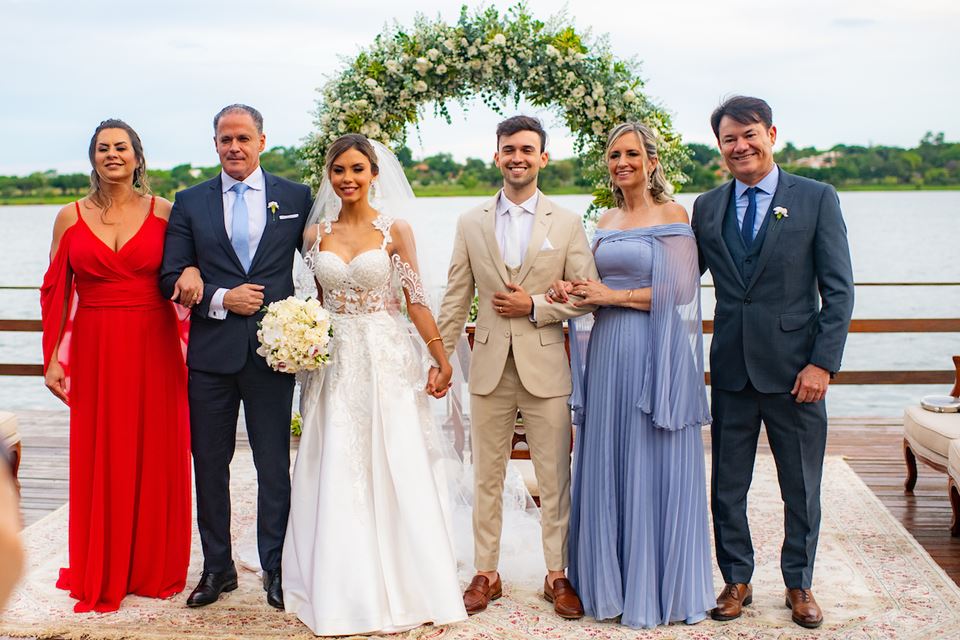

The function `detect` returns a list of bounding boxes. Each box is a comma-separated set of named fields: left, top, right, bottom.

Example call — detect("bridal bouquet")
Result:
left=256, top=297, right=333, bottom=373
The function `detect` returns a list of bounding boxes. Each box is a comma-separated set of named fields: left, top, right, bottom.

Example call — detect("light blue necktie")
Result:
left=230, top=182, right=251, bottom=271
left=741, top=186, right=758, bottom=248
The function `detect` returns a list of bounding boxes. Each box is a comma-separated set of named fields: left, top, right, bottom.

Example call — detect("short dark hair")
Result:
left=710, top=96, right=773, bottom=139
left=496, top=115, right=547, bottom=152
left=213, top=104, right=264, bottom=134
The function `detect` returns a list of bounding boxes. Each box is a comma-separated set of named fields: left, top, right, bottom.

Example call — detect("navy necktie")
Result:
left=230, top=182, right=251, bottom=271
left=741, top=186, right=758, bottom=248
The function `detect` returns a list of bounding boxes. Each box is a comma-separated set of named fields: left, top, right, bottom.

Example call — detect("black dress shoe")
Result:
left=186, top=566, right=239, bottom=607
left=263, top=568, right=284, bottom=610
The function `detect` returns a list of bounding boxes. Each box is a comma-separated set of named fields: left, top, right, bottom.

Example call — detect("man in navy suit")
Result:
left=160, top=104, right=312, bottom=609
left=691, top=96, right=854, bottom=629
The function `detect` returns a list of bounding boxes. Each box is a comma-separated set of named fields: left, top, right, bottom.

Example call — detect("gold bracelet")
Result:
left=426, top=336, right=442, bottom=347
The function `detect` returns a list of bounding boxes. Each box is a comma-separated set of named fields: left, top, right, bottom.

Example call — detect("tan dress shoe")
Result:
left=711, top=583, right=753, bottom=621
left=785, top=588, right=823, bottom=628
left=543, top=576, right=584, bottom=620
left=463, top=574, right=502, bottom=615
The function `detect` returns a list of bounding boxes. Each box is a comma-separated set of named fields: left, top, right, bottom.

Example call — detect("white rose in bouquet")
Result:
left=256, top=297, right=333, bottom=373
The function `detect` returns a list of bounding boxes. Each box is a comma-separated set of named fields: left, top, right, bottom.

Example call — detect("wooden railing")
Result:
left=2, top=282, right=959, bottom=384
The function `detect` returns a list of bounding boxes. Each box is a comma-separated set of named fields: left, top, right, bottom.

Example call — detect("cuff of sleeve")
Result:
left=209, top=288, right=228, bottom=320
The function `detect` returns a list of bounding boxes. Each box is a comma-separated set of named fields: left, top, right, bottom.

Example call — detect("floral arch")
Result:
left=302, top=4, right=688, bottom=210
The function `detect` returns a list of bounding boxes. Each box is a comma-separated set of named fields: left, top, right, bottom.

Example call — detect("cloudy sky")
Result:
left=2, top=0, right=957, bottom=174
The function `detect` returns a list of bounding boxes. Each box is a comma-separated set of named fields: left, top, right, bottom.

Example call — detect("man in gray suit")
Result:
left=691, top=96, right=854, bottom=629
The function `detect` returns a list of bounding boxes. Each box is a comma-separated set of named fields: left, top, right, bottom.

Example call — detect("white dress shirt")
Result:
left=210, top=166, right=267, bottom=319
left=495, top=189, right=539, bottom=265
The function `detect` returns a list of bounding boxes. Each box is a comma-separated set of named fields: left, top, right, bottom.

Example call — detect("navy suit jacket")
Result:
left=691, top=168, right=854, bottom=393
left=160, top=170, right=312, bottom=374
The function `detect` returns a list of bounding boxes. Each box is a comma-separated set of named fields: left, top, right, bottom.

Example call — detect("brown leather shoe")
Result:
left=785, top=588, right=823, bottom=629
left=463, top=574, right=502, bottom=615
left=543, top=576, right=584, bottom=620
left=711, top=583, right=753, bottom=621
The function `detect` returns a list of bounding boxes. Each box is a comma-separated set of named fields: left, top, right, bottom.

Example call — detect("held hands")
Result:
left=791, top=364, right=831, bottom=403
left=223, top=283, right=265, bottom=316
left=545, top=279, right=574, bottom=304
left=492, top=283, right=533, bottom=318
left=171, top=266, right=204, bottom=307
left=44, top=360, right=69, bottom=405
left=567, top=278, right=615, bottom=307
left=426, top=364, right=453, bottom=399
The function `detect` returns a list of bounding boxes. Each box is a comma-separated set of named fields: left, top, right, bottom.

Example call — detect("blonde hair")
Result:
left=606, top=122, right=674, bottom=206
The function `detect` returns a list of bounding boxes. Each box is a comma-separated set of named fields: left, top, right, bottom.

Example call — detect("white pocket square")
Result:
left=278, top=213, right=299, bottom=220
left=540, top=238, right=554, bottom=250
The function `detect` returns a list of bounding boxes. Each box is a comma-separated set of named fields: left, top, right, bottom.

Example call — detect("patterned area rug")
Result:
left=3, top=454, right=960, bottom=639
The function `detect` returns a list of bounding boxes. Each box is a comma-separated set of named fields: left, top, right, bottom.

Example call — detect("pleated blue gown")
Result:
left=568, top=226, right=715, bottom=628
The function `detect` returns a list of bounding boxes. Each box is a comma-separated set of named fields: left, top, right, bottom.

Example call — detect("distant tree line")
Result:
left=2, top=133, right=957, bottom=201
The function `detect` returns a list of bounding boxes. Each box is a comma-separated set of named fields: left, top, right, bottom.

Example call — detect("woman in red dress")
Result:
left=41, top=120, right=199, bottom=612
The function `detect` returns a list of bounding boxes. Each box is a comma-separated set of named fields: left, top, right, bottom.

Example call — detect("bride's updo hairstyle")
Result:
left=324, top=133, right=380, bottom=178
left=606, top=122, right=674, bottom=206
left=87, top=118, right=151, bottom=211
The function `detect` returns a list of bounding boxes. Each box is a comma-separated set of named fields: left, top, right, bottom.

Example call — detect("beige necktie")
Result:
left=503, top=205, right=525, bottom=270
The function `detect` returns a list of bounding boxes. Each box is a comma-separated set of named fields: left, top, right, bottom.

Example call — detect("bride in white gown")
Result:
left=281, top=134, right=467, bottom=635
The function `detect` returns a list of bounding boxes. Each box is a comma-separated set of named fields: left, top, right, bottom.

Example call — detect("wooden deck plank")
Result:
left=10, top=410, right=960, bottom=588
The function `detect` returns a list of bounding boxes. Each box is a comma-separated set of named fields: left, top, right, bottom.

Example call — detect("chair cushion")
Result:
left=949, top=440, right=960, bottom=483
left=904, top=405, right=960, bottom=466
left=0, top=411, right=20, bottom=448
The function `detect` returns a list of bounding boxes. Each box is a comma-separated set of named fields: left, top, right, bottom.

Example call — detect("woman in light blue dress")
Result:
left=548, top=122, right=714, bottom=628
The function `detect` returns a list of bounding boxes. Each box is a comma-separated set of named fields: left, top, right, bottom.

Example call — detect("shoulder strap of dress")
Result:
left=372, top=215, right=395, bottom=250
left=74, top=201, right=81, bottom=215
left=148, top=195, right=156, bottom=216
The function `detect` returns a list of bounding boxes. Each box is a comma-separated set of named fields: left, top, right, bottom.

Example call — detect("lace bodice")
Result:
left=304, top=215, right=427, bottom=315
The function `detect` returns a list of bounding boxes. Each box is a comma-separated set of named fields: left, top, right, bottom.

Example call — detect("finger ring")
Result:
left=547, top=287, right=555, bottom=296
left=498, top=306, right=503, bottom=312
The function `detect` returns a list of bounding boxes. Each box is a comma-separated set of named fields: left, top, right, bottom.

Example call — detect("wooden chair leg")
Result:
left=950, top=477, right=960, bottom=537
left=904, top=438, right=919, bottom=493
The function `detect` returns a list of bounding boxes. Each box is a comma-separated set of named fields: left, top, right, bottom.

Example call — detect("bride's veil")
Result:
left=286, top=138, right=545, bottom=587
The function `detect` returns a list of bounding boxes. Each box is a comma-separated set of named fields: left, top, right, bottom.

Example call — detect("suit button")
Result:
left=744, top=297, right=752, bottom=304
left=504, top=331, right=510, bottom=338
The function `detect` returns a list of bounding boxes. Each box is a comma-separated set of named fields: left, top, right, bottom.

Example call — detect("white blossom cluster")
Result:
left=256, top=297, right=333, bottom=373
left=302, top=5, right=690, bottom=213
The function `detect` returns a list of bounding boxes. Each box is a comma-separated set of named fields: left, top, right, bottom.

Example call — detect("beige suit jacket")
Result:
left=438, top=193, right=599, bottom=398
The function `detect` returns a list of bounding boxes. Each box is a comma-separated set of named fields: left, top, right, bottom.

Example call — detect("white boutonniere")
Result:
left=268, top=201, right=279, bottom=221
left=773, top=206, right=789, bottom=221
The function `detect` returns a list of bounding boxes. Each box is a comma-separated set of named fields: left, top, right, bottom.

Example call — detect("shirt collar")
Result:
left=496, top=189, right=539, bottom=216
left=221, top=166, right=265, bottom=193
left=735, top=164, right=780, bottom=200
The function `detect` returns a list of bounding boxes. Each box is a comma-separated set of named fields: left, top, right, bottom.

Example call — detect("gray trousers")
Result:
left=710, top=383, right=827, bottom=589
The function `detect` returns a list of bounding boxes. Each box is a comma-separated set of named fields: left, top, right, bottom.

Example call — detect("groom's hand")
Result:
left=223, top=284, right=265, bottom=316
left=791, top=364, right=831, bottom=403
left=492, top=283, right=533, bottom=318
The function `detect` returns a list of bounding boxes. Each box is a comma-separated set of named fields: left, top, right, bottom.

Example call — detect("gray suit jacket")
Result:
left=691, top=168, right=854, bottom=393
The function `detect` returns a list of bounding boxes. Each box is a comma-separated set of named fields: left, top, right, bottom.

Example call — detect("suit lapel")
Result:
left=248, top=170, right=278, bottom=273
left=711, top=181, right=746, bottom=290
left=744, top=169, right=796, bottom=294
left=516, top=194, right=553, bottom=285
left=206, top=176, right=245, bottom=272
left=481, top=194, right=510, bottom=285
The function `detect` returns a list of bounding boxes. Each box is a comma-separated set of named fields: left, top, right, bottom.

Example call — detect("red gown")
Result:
left=40, top=199, right=191, bottom=613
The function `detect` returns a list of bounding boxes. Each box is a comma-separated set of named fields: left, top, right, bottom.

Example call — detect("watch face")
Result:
left=921, top=395, right=960, bottom=413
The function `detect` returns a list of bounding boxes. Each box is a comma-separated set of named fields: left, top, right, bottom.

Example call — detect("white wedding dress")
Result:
left=281, top=215, right=467, bottom=636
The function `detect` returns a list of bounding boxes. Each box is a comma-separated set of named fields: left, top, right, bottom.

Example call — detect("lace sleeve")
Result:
left=387, top=219, right=429, bottom=308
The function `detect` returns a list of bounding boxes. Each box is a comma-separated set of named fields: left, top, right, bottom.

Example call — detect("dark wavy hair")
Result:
left=710, top=96, right=773, bottom=139
left=496, top=115, right=547, bottom=152
left=324, top=134, right=380, bottom=176
left=87, top=119, right=150, bottom=211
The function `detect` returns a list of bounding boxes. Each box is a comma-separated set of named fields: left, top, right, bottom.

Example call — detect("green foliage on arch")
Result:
left=303, top=4, right=688, bottom=211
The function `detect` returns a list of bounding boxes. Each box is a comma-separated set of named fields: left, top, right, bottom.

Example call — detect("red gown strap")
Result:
left=40, top=216, right=79, bottom=392
left=148, top=195, right=156, bottom=217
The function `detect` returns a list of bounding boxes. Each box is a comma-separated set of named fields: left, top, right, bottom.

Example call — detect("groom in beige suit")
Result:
left=438, top=116, right=598, bottom=620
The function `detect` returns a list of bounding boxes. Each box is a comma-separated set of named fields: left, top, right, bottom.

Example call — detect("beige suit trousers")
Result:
left=470, top=351, right=572, bottom=572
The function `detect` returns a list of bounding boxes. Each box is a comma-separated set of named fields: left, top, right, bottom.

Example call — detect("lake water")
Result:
left=1, top=191, right=958, bottom=416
